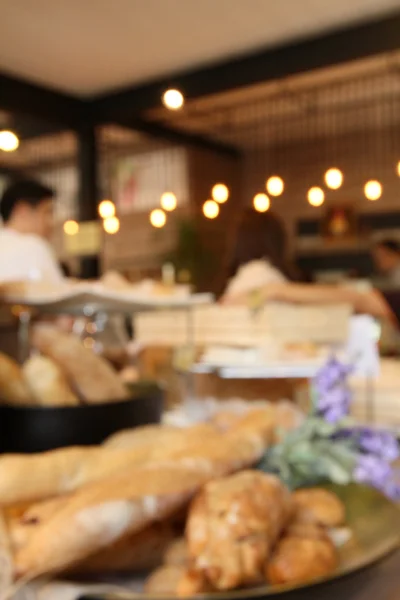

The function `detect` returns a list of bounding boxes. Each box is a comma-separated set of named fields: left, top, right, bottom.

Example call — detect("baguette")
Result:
left=15, top=462, right=212, bottom=577
left=23, top=355, right=79, bottom=407
left=32, top=326, right=129, bottom=403
left=0, top=414, right=272, bottom=507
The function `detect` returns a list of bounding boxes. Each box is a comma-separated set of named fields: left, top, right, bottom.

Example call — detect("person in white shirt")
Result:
left=222, top=208, right=295, bottom=300
left=0, top=180, right=63, bottom=283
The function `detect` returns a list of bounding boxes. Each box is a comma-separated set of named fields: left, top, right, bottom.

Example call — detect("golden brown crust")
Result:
left=292, top=488, right=346, bottom=528
left=23, top=355, right=79, bottom=407
left=32, top=326, right=129, bottom=403
left=266, top=536, right=338, bottom=585
left=185, top=471, right=292, bottom=590
left=145, top=565, right=187, bottom=595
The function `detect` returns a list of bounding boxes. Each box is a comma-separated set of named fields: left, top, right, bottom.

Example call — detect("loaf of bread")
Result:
left=0, top=352, right=33, bottom=406
left=32, top=326, right=129, bottom=403
left=23, top=355, right=79, bottom=407
left=14, top=462, right=212, bottom=577
left=0, top=414, right=273, bottom=507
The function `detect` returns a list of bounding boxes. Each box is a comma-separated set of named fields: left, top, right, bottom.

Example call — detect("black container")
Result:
left=0, top=382, right=163, bottom=453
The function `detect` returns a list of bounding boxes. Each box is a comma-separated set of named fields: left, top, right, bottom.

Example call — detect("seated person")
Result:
left=221, top=209, right=400, bottom=327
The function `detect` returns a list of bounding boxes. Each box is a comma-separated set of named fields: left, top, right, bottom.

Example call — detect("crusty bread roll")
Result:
left=23, top=355, right=79, bottom=407
left=186, top=471, right=292, bottom=590
left=32, top=326, right=129, bottom=404
left=0, top=352, right=33, bottom=406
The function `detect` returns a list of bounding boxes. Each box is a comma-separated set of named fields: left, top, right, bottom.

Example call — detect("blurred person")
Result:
left=221, top=209, right=400, bottom=327
left=372, top=239, right=400, bottom=288
left=0, top=179, right=63, bottom=283
left=223, top=208, right=297, bottom=299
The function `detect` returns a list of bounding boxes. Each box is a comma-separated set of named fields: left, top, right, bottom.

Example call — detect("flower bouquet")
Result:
left=259, top=357, right=400, bottom=500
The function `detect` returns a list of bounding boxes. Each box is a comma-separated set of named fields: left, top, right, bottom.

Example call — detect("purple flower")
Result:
left=354, top=454, right=393, bottom=489
left=314, top=357, right=352, bottom=394
left=358, top=429, right=399, bottom=462
left=313, top=357, right=353, bottom=423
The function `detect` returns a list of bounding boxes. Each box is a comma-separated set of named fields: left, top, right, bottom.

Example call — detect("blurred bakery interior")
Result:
left=0, top=4, right=400, bottom=598
left=0, top=3, right=400, bottom=416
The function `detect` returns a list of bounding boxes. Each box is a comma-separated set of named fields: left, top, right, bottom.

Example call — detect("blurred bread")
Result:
left=72, top=521, right=176, bottom=573
left=32, top=326, right=129, bottom=403
left=23, top=355, right=79, bottom=407
left=266, top=536, right=337, bottom=585
left=14, top=462, right=212, bottom=577
left=0, top=352, right=33, bottom=406
left=293, top=488, right=345, bottom=528
left=145, top=565, right=187, bottom=595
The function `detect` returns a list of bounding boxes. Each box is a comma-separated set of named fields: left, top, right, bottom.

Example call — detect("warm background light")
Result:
left=162, top=89, right=184, bottom=110
left=253, top=193, right=270, bottom=212
left=266, top=176, right=284, bottom=197
left=0, top=130, right=19, bottom=152
left=150, top=208, right=167, bottom=228
left=203, top=199, right=219, bottom=219
left=212, top=183, right=229, bottom=203
left=308, top=186, right=325, bottom=207
left=160, top=191, right=177, bottom=211
left=98, top=200, right=115, bottom=219
left=364, top=180, right=382, bottom=201
left=63, top=220, right=79, bottom=236
left=103, top=216, right=120, bottom=234
left=325, top=168, right=343, bottom=190
left=397, top=161, right=400, bottom=177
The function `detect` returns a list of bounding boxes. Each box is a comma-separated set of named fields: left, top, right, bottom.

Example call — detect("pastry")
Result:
left=185, top=471, right=292, bottom=590
left=292, top=488, right=346, bottom=528
left=266, top=536, right=338, bottom=585
left=23, top=355, right=79, bottom=407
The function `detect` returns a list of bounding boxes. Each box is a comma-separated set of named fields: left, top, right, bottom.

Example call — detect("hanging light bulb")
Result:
left=203, top=200, right=219, bottom=219
left=266, top=176, right=284, bottom=197
left=98, top=200, right=115, bottom=219
left=253, top=193, right=270, bottom=212
left=63, top=220, right=79, bottom=236
left=160, top=192, right=177, bottom=211
left=211, top=183, right=229, bottom=203
left=150, top=208, right=167, bottom=228
left=162, top=89, right=184, bottom=110
left=308, top=187, right=325, bottom=207
left=103, top=216, right=120, bottom=234
left=0, top=130, right=19, bottom=152
left=364, top=180, right=382, bottom=201
left=325, top=168, right=343, bottom=190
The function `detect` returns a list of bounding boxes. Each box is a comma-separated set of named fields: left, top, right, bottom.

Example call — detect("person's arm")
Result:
left=223, top=281, right=393, bottom=320
left=272, top=283, right=391, bottom=319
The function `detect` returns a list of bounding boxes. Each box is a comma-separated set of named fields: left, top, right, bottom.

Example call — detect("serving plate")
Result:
left=79, top=483, right=400, bottom=600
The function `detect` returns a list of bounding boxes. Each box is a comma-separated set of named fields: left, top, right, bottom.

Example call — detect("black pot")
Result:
left=0, top=381, right=164, bottom=453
